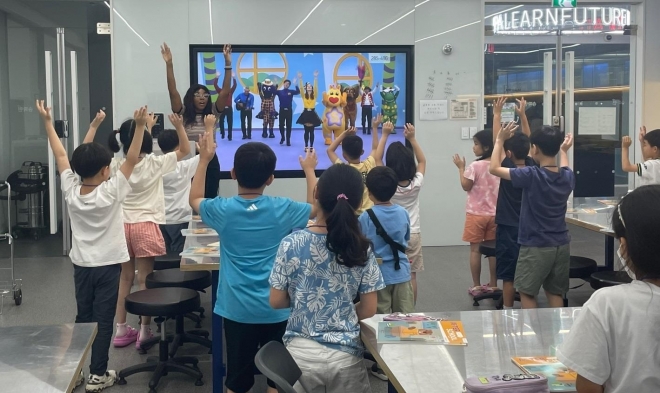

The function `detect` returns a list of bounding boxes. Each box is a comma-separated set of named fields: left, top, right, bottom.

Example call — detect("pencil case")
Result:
left=463, top=374, right=549, bottom=393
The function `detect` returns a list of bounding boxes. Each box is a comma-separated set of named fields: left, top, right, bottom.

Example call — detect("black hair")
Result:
left=182, top=84, right=212, bottom=127
left=70, top=142, right=112, bottom=179
left=612, top=185, right=660, bottom=280
left=385, top=142, right=416, bottom=182
left=107, top=119, right=153, bottom=155
left=233, top=142, right=276, bottom=189
left=157, top=129, right=179, bottom=153
left=503, top=132, right=531, bottom=160
left=473, top=129, right=494, bottom=160
left=644, top=129, right=660, bottom=149
left=283, top=79, right=291, bottom=86
left=364, top=86, right=372, bottom=92
left=304, top=82, right=315, bottom=100
left=365, top=166, right=398, bottom=203
left=342, top=135, right=363, bottom=160
left=530, top=126, right=563, bottom=157
left=317, top=164, right=372, bottom=268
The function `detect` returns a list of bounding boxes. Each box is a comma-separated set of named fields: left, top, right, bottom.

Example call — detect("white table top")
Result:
left=566, top=196, right=617, bottom=235
left=180, top=219, right=220, bottom=271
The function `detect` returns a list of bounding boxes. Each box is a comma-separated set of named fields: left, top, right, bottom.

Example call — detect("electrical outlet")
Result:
left=461, top=127, right=470, bottom=140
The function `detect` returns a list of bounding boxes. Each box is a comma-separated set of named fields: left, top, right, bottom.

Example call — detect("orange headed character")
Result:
left=321, top=84, right=348, bottom=145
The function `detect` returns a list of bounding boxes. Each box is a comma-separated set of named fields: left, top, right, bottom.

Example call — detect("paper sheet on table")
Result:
left=419, top=100, right=448, bottom=120
left=578, top=107, right=616, bottom=135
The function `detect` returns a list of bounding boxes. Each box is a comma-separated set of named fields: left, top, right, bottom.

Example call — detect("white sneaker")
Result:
left=75, top=370, right=84, bottom=387
left=85, top=370, right=117, bottom=392
left=370, top=363, right=389, bottom=381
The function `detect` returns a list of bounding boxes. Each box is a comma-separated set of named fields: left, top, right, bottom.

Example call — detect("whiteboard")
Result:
left=419, top=100, right=448, bottom=120
left=578, top=107, right=617, bottom=136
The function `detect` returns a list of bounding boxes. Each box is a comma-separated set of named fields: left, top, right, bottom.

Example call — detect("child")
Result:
left=109, top=112, right=192, bottom=349
left=157, top=128, right=200, bottom=255
left=269, top=157, right=385, bottom=393
left=386, top=123, right=426, bottom=304
left=490, top=126, right=575, bottom=309
left=453, top=129, right=500, bottom=296
left=492, top=97, right=535, bottom=309
left=189, top=135, right=315, bottom=393
left=621, top=126, right=660, bottom=186
left=557, top=185, right=660, bottom=393
left=327, top=115, right=391, bottom=215
left=37, top=101, right=145, bottom=392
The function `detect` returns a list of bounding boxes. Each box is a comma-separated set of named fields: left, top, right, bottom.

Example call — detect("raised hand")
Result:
left=161, top=43, right=172, bottom=64
left=198, top=130, right=217, bottom=162
left=404, top=123, right=416, bottom=140
left=639, top=126, right=647, bottom=144
left=515, top=97, right=527, bottom=116
left=561, top=133, right=574, bottom=152
left=497, top=121, right=519, bottom=141
left=204, top=114, right=217, bottom=129
left=346, top=127, right=357, bottom=136
left=299, top=149, right=318, bottom=172
left=232, top=71, right=236, bottom=78
left=134, top=106, right=149, bottom=127
left=452, top=154, right=466, bottom=170
left=622, top=136, right=632, bottom=149
left=223, top=44, right=232, bottom=66
left=146, top=112, right=158, bottom=130
left=493, top=96, right=506, bottom=115
left=383, top=121, right=394, bottom=135
left=168, top=113, right=184, bottom=129
left=373, top=113, right=383, bottom=129
left=313, top=70, right=319, bottom=78
left=90, top=109, right=106, bottom=129
left=297, top=71, right=303, bottom=80
left=35, top=100, right=52, bottom=122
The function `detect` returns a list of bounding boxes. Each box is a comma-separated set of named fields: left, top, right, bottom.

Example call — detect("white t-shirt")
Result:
left=557, top=281, right=660, bottom=393
left=163, top=155, right=200, bottom=224
left=390, top=172, right=424, bottom=234
left=637, top=159, right=660, bottom=186
left=61, top=169, right=131, bottom=266
left=110, top=152, right=177, bottom=224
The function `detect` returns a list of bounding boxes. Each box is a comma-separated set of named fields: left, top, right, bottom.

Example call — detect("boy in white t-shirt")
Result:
left=386, top=123, right=426, bottom=304
left=37, top=100, right=146, bottom=392
left=621, top=126, right=660, bottom=186
left=157, top=129, right=200, bottom=254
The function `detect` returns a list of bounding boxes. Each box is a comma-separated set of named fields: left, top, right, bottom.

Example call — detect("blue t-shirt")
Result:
left=199, top=195, right=311, bottom=323
left=358, top=205, right=411, bottom=285
left=269, top=230, right=385, bottom=357
left=510, top=166, right=575, bottom=247
left=495, top=157, right=536, bottom=227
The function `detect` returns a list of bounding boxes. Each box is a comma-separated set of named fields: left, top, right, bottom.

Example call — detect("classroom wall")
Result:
left=110, top=0, right=654, bottom=246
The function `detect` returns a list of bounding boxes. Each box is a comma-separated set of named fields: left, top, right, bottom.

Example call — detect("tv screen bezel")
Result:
left=189, top=44, right=415, bottom=179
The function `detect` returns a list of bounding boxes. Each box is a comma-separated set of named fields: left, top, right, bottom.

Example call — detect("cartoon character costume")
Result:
left=380, top=85, right=400, bottom=131
left=296, top=79, right=322, bottom=150
left=342, top=82, right=360, bottom=129
left=322, top=85, right=348, bottom=145
left=256, top=79, right=278, bottom=138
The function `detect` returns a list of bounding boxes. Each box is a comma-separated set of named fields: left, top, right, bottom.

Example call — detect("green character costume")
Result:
left=380, top=53, right=399, bottom=132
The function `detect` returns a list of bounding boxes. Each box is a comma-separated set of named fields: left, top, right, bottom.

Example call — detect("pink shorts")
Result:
left=124, top=222, right=166, bottom=258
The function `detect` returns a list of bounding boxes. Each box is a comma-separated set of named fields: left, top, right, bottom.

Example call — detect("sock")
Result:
left=503, top=306, right=513, bottom=310
left=116, top=323, right=127, bottom=337
left=139, top=324, right=150, bottom=339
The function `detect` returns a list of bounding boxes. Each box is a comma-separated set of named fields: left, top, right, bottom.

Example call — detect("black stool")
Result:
left=565, top=256, right=598, bottom=306
left=146, top=270, right=212, bottom=356
left=154, top=254, right=181, bottom=271
left=590, top=271, right=632, bottom=290
left=472, top=240, right=503, bottom=306
left=118, top=288, right=203, bottom=392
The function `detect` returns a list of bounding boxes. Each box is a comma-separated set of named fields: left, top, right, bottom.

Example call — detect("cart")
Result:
left=0, top=181, right=22, bottom=314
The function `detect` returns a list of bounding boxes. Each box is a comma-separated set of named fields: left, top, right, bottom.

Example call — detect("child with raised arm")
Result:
left=490, top=125, right=575, bottom=309
left=386, top=123, right=426, bottom=304
left=270, top=154, right=385, bottom=393
left=327, top=116, right=392, bottom=215
left=38, top=100, right=145, bottom=392
left=109, top=111, right=192, bottom=350
left=492, top=97, right=535, bottom=309
left=621, top=126, right=660, bottom=186
left=453, top=129, right=500, bottom=296
left=189, top=135, right=315, bottom=393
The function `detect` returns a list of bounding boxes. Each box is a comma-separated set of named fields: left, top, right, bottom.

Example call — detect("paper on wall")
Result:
left=578, top=107, right=617, bottom=136
left=450, top=98, right=478, bottom=120
left=419, top=100, right=448, bottom=121
left=501, top=103, right=516, bottom=123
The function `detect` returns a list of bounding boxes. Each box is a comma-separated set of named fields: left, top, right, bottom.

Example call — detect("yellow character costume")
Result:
left=321, top=85, right=347, bottom=145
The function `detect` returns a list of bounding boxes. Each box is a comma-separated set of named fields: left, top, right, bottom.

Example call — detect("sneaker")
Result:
left=136, top=327, right=154, bottom=350
left=75, top=370, right=84, bottom=387
left=86, top=370, right=116, bottom=392
left=113, top=325, right=138, bottom=347
left=370, top=363, right=388, bottom=381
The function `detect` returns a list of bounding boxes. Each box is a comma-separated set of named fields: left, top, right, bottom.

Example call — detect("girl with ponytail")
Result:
left=269, top=157, right=385, bottom=393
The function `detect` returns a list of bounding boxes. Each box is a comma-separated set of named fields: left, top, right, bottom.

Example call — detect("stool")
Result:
left=565, top=256, right=598, bottom=307
left=146, top=270, right=212, bottom=356
left=154, top=254, right=181, bottom=271
left=472, top=240, right=502, bottom=307
left=118, top=288, right=203, bottom=392
left=590, top=271, right=632, bottom=290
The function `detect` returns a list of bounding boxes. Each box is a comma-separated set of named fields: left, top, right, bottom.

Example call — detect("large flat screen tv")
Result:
left=190, top=44, right=414, bottom=177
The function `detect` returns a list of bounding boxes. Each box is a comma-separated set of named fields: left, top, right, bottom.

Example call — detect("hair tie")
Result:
left=337, top=194, right=348, bottom=201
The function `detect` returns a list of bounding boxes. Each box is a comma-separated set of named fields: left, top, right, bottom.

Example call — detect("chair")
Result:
left=565, top=256, right=598, bottom=306
left=254, top=341, right=302, bottom=393
left=117, top=288, right=204, bottom=393
left=153, top=254, right=182, bottom=271
left=590, top=271, right=632, bottom=290
left=472, top=240, right=503, bottom=307
left=145, top=270, right=212, bottom=356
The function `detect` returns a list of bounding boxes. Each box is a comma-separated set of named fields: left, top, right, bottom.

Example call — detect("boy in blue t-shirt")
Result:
left=190, top=133, right=313, bottom=393
left=358, top=166, right=413, bottom=314
left=490, top=125, right=575, bottom=309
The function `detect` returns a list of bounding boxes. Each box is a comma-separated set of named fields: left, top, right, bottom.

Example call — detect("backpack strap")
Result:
left=366, top=209, right=406, bottom=271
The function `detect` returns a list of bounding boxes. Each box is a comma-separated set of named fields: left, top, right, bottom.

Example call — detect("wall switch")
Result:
left=469, top=127, right=478, bottom=138
left=461, top=127, right=470, bottom=140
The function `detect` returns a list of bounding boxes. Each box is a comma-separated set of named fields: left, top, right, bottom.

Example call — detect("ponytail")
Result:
left=107, top=119, right=153, bottom=155
left=326, top=198, right=371, bottom=268
left=107, top=130, right=121, bottom=153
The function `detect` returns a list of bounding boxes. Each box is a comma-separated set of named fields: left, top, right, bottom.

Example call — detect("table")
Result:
left=361, top=308, right=581, bottom=393
left=179, top=219, right=222, bottom=393
left=0, top=323, right=97, bottom=393
left=566, top=197, right=618, bottom=271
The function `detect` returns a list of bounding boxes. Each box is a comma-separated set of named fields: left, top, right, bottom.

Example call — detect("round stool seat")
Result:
left=125, top=288, right=200, bottom=317
left=146, top=270, right=211, bottom=291
left=590, top=271, right=632, bottom=290
left=154, top=254, right=181, bottom=271
left=569, top=256, right=598, bottom=280
left=479, top=240, right=496, bottom=258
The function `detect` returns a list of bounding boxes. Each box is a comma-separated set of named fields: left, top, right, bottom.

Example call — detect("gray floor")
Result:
left=0, top=225, right=604, bottom=392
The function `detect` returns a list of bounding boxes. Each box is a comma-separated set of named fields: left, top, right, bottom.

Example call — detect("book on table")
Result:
left=511, top=356, right=576, bottom=392
left=180, top=246, right=220, bottom=257
left=377, top=320, right=467, bottom=345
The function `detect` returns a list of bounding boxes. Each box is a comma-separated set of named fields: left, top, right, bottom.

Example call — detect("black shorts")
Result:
left=224, top=318, right=288, bottom=393
left=496, top=224, right=521, bottom=282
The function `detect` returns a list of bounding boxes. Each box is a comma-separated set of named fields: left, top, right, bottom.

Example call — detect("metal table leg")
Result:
left=601, top=235, right=615, bottom=271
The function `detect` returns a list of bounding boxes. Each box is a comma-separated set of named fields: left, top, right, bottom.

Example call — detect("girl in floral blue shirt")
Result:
left=270, top=163, right=385, bottom=393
